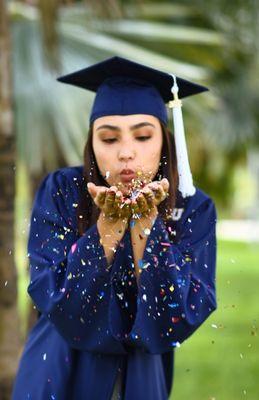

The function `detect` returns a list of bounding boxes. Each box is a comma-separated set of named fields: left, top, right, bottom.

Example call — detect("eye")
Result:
left=102, top=136, right=151, bottom=144
left=103, top=138, right=117, bottom=143
left=137, top=136, right=151, bottom=141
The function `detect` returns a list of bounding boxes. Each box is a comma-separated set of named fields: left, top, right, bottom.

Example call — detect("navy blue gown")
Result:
left=11, top=165, right=217, bottom=400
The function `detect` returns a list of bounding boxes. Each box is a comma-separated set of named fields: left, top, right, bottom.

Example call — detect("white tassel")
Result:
left=168, top=74, right=196, bottom=198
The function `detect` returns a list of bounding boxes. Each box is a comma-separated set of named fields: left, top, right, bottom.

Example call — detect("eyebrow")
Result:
left=96, top=122, right=156, bottom=132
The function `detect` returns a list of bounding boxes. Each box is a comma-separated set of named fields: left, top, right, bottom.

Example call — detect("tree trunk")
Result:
left=0, top=0, right=21, bottom=398
left=25, top=172, right=50, bottom=334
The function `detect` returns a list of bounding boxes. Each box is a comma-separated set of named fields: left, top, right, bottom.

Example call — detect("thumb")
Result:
left=87, top=182, right=97, bottom=198
left=161, top=178, right=169, bottom=191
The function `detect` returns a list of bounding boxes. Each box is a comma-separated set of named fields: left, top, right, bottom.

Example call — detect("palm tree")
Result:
left=0, top=1, right=21, bottom=398
left=178, top=0, right=259, bottom=214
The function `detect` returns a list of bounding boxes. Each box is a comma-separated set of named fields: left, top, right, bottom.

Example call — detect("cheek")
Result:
left=96, top=151, right=113, bottom=171
left=140, top=139, right=162, bottom=178
left=93, top=143, right=116, bottom=181
left=142, top=139, right=162, bottom=164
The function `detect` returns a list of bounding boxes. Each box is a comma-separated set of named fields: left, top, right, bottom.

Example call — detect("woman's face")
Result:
left=92, top=114, right=163, bottom=194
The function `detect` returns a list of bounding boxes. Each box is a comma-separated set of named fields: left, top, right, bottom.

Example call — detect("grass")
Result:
left=171, top=239, right=259, bottom=400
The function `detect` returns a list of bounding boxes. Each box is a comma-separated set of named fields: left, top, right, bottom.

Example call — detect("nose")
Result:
left=118, top=145, right=135, bottom=163
left=118, top=154, right=134, bottom=163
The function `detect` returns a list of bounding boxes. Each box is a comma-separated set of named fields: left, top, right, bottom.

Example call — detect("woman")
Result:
left=12, top=56, right=217, bottom=400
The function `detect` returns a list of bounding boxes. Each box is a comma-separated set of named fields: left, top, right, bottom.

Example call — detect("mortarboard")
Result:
left=57, top=56, right=209, bottom=198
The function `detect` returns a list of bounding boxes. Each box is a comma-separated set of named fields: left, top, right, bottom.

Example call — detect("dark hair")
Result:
left=76, top=121, right=179, bottom=237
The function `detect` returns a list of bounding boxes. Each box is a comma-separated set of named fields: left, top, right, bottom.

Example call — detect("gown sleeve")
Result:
left=26, top=169, right=129, bottom=355
left=110, top=194, right=218, bottom=354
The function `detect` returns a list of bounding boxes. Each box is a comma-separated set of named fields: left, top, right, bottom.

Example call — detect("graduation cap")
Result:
left=57, top=56, right=209, bottom=198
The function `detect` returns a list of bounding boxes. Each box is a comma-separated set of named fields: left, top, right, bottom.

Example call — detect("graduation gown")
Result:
left=11, top=165, right=217, bottom=400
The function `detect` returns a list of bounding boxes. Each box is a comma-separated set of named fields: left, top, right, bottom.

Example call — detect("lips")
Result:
left=119, top=169, right=135, bottom=183
left=120, top=169, right=135, bottom=175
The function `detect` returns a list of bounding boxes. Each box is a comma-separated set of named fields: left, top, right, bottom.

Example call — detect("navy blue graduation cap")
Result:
left=57, top=56, right=209, bottom=197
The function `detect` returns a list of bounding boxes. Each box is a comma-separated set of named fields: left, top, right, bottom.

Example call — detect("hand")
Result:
left=87, top=178, right=169, bottom=222
left=130, top=178, right=169, bottom=219
left=87, top=182, right=132, bottom=223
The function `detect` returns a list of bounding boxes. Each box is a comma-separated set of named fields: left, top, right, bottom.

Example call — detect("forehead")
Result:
left=93, top=114, right=160, bottom=130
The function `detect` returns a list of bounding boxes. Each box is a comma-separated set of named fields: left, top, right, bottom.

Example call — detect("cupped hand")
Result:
left=87, top=178, right=169, bottom=222
left=87, top=182, right=132, bottom=222
left=130, top=178, right=169, bottom=219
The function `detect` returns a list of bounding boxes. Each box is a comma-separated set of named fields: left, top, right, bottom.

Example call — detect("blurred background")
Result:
left=0, top=0, right=258, bottom=398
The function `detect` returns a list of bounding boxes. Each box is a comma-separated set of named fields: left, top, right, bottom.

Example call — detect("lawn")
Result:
left=171, top=239, right=259, bottom=400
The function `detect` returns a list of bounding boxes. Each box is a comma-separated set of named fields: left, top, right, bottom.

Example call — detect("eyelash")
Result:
left=103, top=136, right=151, bottom=144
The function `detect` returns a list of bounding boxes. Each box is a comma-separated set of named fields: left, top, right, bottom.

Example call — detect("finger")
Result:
left=136, top=192, right=149, bottom=215
left=146, top=182, right=166, bottom=206
left=161, top=178, right=169, bottom=193
left=87, top=183, right=109, bottom=204
left=154, top=185, right=165, bottom=201
left=142, top=187, right=156, bottom=208
left=120, top=198, right=132, bottom=219
left=95, top=187, right=107, bottom=208
left=87, top=182, right=97, bottom=198
left=104, top=187, right=116, bottom=214
left=131, top=198, right=141, bottom=217
left=114, top=190, right=123, bottom=209
left=114, top=191, right=125, bottom=217
left=151, top=185, right=166, bottom=207
left=146, top=180, right=159, bottom=189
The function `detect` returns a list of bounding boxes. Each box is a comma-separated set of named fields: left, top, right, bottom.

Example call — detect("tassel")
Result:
left=168, top=74, right=196, bottom=198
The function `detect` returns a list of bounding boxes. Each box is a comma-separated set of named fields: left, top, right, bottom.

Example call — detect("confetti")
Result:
left=98, top=291, right=105, bottom=300
left=71, top=243, right=77, bottom=253
left=168, top=302, right=179, bottom=308
left=169, top=284, right=175, bottom=292
left=160, top=288, right=165, bottom=296
left=131, top=333, right=139, bottom=339
left=138, top=259, right=150, bottom=269
left=130, top=219, right=136, bottom=228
